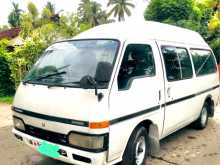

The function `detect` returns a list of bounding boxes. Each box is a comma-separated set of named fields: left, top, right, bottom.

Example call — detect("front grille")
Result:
left=25, top=125, right=68, bottom=145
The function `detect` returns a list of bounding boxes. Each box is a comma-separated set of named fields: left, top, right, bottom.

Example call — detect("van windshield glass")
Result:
left=24, top=40, right=119, bottom=88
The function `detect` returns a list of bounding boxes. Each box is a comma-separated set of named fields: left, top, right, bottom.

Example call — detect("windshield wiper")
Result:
left=47, top=81, right=80, bottom=88
left=23, top=71, right=67, bottom=85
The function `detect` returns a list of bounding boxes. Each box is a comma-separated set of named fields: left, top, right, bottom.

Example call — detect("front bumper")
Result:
left=12, top=128, right=107, bottom=165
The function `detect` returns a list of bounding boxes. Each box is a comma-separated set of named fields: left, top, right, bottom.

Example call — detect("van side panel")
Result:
left=157, top=41, right=220, bottom=138
left=189, top=48, right=219, bottom=118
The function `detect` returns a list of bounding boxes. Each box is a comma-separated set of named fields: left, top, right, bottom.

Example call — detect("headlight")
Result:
left=68, top=132, right=108, bottom=151
left=13, top=116, right=25, bottom=131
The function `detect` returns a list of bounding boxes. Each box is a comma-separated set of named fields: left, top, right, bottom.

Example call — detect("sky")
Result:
left=0, top=0, right=149, bottom=26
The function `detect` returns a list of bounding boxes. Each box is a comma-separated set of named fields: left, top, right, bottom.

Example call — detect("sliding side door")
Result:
left=157, top=41, right=198, bottom=137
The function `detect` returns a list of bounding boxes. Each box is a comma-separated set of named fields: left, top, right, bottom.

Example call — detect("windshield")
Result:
left=24, top=39, right=119, bottom=88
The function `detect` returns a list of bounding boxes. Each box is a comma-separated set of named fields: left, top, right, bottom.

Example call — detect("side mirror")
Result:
left=80, top=62, right=112, bottom=102
left=80, top=75, right=104, bottom=101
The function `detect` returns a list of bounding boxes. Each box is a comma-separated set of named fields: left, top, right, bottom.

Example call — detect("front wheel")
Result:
left=121, top=126, right=149, bottom=165
left=193, top=103, right=209, bottom=129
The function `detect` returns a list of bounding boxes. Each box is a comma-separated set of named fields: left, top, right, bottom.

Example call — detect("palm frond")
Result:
left=125, top=2, right=135, bottom=8
left=124, top=7, right=131, bottom=16
left=107, top=7, right=116, bottom=17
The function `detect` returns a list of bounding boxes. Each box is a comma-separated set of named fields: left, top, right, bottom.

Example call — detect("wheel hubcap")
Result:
left=201, top=107, right=207, bottom=126
left=135, top=136, right=146, bottom=165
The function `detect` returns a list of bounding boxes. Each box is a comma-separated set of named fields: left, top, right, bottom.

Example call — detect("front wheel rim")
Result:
left=135, top=136, right=146, bottom=165
left=201, top=107, right=208, bottom=126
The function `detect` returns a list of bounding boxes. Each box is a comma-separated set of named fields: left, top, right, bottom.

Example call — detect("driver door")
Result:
left=107, top=40, right=165, bottom=162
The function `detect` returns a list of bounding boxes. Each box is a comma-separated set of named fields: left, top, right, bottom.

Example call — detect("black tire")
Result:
left=121, top=126, right=149, bottom=165
left=193, top=102, right=209, bottom=129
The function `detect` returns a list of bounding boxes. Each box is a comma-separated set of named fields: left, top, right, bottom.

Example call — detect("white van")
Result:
left=12, top=21, right=219, bottom=165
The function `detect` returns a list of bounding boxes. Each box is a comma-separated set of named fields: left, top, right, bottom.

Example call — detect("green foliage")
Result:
left=108, top=0, right=135, bottom=21
left=27, top=2, right=39, bottom=20
left=41, top=7, right=53, bottom=23
left=0, top=96, right=14, bottom=104
left=8, top=2, right=23, bottom=27
left=144, top=0, right=194, bottom=22
left=20, top=14, right=34, bottom=39
left=7, top=38, right=47, bottom=86
left=46, top=2, right=55, bottom=15
left=210, top=38, right=220, bottom=62
left=0, top=40, right=15, bottom=96
left=78, top=0, right=113, bottom=27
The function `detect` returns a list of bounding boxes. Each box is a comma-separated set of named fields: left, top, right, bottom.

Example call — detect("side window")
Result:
left=117, top=44, right=155, bottom=90
left=161, top=46, right=181, bottom=81
left=177, top=48, right=193, bottom=79
left=191, top=49, right=217, bottom=76
left=162, top=46, right=193, bottom=81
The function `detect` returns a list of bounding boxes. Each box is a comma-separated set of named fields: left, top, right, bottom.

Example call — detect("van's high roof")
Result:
left=73, top=21, right=208, bottom=48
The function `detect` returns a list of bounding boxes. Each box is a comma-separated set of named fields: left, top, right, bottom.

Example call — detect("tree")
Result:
left=78, top=0, right=110, bottom=26
left=27, top=2, right=39, bottom=20
left=8, top=2, right=23, bottom=27
left=78, top=0, right=91, bottom=23
left=27, top=2, right=39, bottom=28
left=144, top=0, right=194, bottom=22
left=0, top=39, right=15, bottom=95
left=46, top=2, right=55, bottom=15
left=20, top=14, right=34, bottom=39
left=107, top=0, right=135, bottom=21
left=41, top=7, right=53, bottom=23
left=89, top=1, right=103, bottom=26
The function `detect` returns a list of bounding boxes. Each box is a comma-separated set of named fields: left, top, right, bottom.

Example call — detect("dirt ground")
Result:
left=1, top=103, right=220, bottom=165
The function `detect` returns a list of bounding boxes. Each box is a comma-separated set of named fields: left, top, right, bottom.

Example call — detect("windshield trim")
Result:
left=22, top=38, right=121, bottom=89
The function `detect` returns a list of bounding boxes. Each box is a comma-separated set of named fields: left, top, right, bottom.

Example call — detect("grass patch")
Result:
left=0, top=96, right=14, bottom=104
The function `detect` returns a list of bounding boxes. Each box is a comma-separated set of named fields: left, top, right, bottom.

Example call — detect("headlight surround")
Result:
left=13, top=116, right=25, bottom=131
left=68, top=132, right=108, bottom=151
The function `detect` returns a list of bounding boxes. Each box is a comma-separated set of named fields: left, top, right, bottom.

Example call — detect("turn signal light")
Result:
left=89, top=121, right=109, bottom=129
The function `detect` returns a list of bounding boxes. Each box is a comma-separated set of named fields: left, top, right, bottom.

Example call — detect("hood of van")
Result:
left=13, top=83, right=109, bottom=125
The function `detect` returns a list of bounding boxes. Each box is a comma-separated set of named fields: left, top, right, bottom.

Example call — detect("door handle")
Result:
left=167, top=87, right=171, bottom=98
left=159, top=90, right=161, bottom=101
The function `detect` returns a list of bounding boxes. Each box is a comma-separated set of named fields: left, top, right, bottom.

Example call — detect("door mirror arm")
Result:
left=80, top=75, right=104, bottom=101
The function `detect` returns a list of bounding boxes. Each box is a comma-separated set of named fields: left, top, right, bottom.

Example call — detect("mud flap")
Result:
left=148, top=124, right=160, bottom=156
left=209, top=100, right=215, bottom=117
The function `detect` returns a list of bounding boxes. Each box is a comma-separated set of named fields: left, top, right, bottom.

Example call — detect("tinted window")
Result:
left=162, top=46, right=193, bottom=81
left=118, top=44, right=155, bottom=90
left=177, top=48, right=193, bottom=79
left=191, top=49, right=217, bottom=76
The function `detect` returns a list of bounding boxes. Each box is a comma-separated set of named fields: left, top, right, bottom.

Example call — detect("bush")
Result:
left=7, top=37, right=47, bottom=87
left=0, top=41, right=15, bottom=96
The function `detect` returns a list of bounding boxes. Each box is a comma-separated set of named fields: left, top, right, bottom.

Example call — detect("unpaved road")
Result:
left=1, top=103, right=220, bottom=165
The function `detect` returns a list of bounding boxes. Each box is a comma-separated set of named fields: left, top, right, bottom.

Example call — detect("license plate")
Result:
left=37, top=141, right=60, bottom=158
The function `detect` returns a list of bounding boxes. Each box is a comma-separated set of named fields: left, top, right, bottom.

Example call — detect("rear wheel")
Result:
left=193, top=103, right=209, bottom=129
left=121, top=126, right=149, bottom=165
